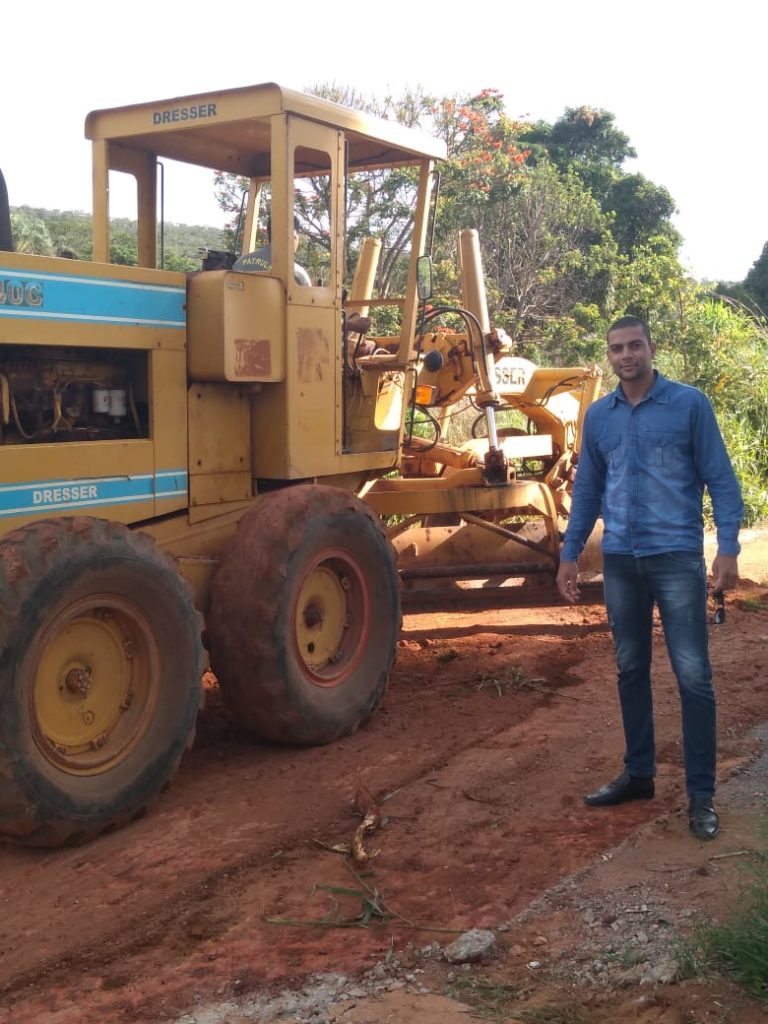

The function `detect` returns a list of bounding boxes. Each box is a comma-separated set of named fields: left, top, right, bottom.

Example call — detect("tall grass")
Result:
left=695, top=855, right=768, bottom=1001
left=680, top=819, right=768, bottom=1002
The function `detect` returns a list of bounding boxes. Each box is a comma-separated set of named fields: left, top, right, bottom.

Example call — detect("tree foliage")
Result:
left=606, top=174, right=679, bottom=254
left=8, top=206, right=224, bottom=270
left=432, top=89, right=529, bottom=226
left=524, top=108, right=678, bottom=255
left=531, top=105, right=636, bottom=170
left=745, top=241, right=768, bottom=316
left=482, top=164, right=616, bottom=342
left=10, top=210, right=55, bottom=256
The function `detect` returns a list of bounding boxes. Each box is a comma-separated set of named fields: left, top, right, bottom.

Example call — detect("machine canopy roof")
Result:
left=85, top=82, right=447, bottom=177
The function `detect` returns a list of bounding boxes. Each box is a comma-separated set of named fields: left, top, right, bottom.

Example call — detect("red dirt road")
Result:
left=1, top=537, right=768, bottom=1024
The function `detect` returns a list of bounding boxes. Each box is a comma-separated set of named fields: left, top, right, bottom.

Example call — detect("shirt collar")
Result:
left=607, top=369, right=669, bottom=407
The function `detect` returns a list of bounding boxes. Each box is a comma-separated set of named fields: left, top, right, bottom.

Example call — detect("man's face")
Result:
left=606, top=326, right=656, bottom=384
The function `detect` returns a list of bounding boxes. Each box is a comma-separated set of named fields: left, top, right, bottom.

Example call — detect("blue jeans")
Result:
left=602, top=552, right=716, bottom=799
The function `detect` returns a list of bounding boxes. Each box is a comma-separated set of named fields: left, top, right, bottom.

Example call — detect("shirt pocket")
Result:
left=596, top=433, right=622, bottom=468
left=638, top=429, right=689, bottom=467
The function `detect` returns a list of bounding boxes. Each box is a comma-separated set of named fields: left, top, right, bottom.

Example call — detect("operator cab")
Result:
left=85, top=84, right=446, bottom=475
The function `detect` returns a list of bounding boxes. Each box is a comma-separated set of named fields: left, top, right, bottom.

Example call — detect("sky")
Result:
left=3, top=0, right=765, bottom=283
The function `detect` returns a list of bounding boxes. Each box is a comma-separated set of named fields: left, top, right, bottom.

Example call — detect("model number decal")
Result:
left=495, top=365, right=528, bottom=387
left=0, top=278, right=43, bottom=307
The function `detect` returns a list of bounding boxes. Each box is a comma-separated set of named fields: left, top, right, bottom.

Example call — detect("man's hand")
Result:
left=556, top=560, right=581, bottom=604
left=711, top=553, right=739, bottom=593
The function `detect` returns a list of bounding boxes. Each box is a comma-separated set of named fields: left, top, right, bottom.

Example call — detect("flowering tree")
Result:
left=432, top=89, right=529, bottom=224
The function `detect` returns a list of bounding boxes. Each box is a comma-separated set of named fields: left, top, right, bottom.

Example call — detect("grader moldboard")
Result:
left=0, top=84, right=601, bottom=847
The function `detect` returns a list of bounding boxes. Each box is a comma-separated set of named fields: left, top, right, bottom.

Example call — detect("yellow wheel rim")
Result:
left=30, top=594, right=160, bottom=774
left=293, top=549, right=369, bottom=687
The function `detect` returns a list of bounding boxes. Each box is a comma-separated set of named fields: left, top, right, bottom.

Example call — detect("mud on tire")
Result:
left=0, top=518, right=205, bottom=847
left=207, top=484, right=401, bottom=745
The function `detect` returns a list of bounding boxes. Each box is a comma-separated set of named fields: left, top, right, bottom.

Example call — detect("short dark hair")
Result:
left=607, top=315, right=652, bottom=345
left=264, top=214, right=301, bottom=241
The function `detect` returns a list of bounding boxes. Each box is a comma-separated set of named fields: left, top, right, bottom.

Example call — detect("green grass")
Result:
left=697, top=868, right=768, bottom=1001
left=444, top=975, right=520, bottom=1019
left=678, top=820, right=768, bottom=1002
left=444, top=976, right=594, bottom=1024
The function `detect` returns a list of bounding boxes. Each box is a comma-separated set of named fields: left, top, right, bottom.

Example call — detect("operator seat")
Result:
left=0, top=170, right=13, bottom=252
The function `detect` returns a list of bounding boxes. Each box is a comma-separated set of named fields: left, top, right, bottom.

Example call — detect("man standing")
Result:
left=556, top=315, right=743, bottom=840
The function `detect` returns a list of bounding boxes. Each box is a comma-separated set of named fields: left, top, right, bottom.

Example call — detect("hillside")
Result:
left=10, top=205, right=226, bottom=271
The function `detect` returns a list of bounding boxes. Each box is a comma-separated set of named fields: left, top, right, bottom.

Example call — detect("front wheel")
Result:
left=207, top=485, right=401, bottom=745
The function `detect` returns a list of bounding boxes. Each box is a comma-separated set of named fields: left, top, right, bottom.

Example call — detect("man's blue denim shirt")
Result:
left=561, top=372, right=743, bottom=562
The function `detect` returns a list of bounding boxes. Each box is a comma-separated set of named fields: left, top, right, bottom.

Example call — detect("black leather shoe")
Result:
left=689, top=797, right=720, bottom=840
left=584, top=772, right=655, bottom=807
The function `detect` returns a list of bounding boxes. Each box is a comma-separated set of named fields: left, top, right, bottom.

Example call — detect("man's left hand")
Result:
left=711, top=553, right=739, bottom=592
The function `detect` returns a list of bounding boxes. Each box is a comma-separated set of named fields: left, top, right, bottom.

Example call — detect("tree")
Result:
left=108, top=230, right=138, bottom=266
left=483, top=163, right=617, bottom=343
left=311, top=84, right=435, bottom=294
left=9, top=209, right=54, bottom=255
left=37, top=209, right=93, bottom=259
left=744, top=241, right=768, bottom=315
left=422, top=89, right=531, bottom=308
left=524, top=109, right=679, bottom=257
left=611, top=232, right=686, bottom=328
left=214, top=86, right=532, bottom=299
left=212, top=172, right=249, bottom=251
left=605, top=174, right=680, bottom=254
left=524, top=106, right=635, bottom=188
left=432, top=89, right=529, bottom=222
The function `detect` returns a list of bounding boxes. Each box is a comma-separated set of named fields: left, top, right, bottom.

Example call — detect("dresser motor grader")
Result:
left=0, top=83, right=601, bottom=846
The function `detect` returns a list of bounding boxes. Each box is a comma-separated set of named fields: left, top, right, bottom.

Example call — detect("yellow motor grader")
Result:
left=0, top=83, right=601, bottom=846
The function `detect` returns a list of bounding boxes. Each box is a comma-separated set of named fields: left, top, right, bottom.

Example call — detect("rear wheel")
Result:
left=0, top=518, right=204, bottom=847
left=207, top=485, right=401, bottom=745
